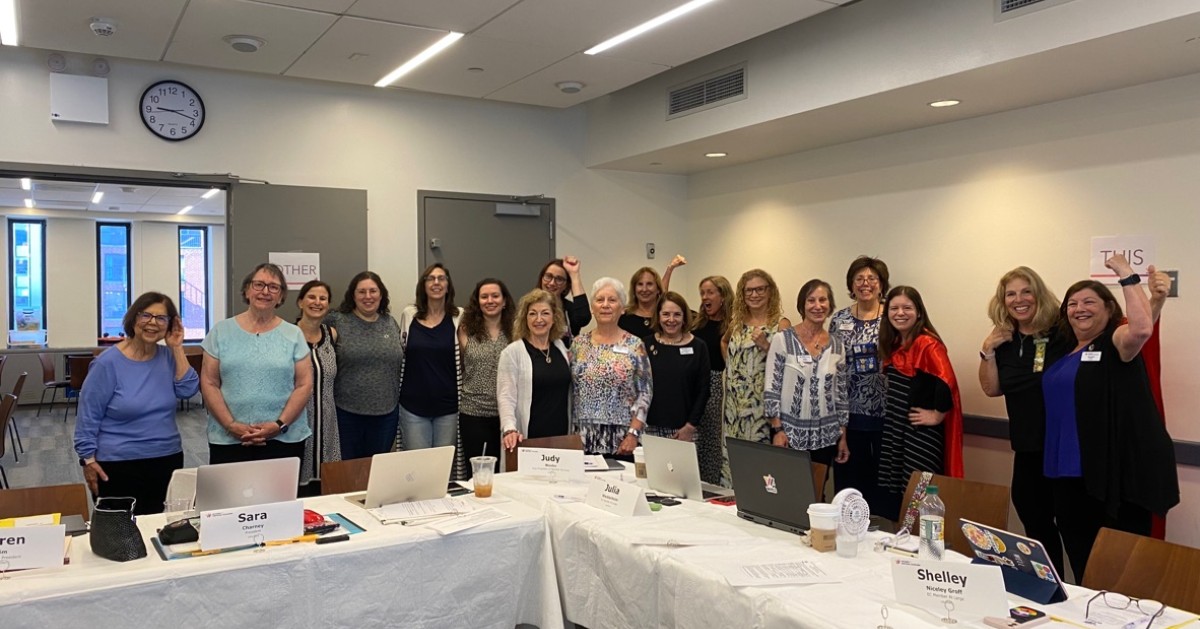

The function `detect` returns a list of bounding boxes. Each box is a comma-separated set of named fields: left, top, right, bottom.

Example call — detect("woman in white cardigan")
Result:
left=499, top=289, right=572, bottom=458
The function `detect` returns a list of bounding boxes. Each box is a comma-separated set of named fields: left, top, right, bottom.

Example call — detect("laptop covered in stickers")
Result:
left=960, top=519, right=1068, bottom=604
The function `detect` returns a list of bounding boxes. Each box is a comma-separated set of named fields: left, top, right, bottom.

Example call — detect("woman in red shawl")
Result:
left=876, top=286, right=964, bottom=521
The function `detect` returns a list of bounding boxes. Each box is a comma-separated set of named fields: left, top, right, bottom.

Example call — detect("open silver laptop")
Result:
left=344, top=446, right=455, bottom=509
left=194, top=458, right=299, bottom=513
left=642, top=435, right=732, bottom=501
left=725, top=437, right=815, bottom=535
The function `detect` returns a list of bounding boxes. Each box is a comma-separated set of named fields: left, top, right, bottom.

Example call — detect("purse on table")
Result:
left=90, top=497, right=148, bottom=562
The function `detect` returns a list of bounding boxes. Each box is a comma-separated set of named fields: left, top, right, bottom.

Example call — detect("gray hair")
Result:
left=591, top=276, right=627, bottom=306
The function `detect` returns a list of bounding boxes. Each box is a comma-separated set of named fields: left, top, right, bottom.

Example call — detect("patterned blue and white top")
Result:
left=763, top=326, right=848, bottom=450
left=829, top=307, right=887, bottom=431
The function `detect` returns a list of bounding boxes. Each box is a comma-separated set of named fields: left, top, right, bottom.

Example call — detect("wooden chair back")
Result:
left=0, top=394, right=14, bottom=460
left=36, top=352, right=60, bottom=387
left=505, top=434, right=585, bottom=472
left=68, top=355, right=94, bottom=390
left=320, top=457, right=373, bottom=495
left=0, top=482, right=91, bottom=519
left=0, top=354, right=7, bottom=381
left=902, top=471, right=1010, bottom=553
left=1082, top=527, right=1200, bottom=613
left=11, top=372, right=27, bottom=399
left=811, top=462, right=829, bottom=502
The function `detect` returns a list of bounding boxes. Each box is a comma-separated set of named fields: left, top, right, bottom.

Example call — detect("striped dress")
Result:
left=300, top=323, right=340, bottom=484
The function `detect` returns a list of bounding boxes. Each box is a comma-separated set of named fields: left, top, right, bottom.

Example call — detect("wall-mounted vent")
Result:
left=996, top=0, right=1075, bottom=21
left=667, top=64, right=746, bottom=120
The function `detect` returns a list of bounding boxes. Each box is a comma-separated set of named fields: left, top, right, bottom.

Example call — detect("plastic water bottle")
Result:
left=918, top=485, right=945, bottom=561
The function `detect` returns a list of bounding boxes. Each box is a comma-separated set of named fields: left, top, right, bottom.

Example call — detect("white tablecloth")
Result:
left=0, top=494, right=564, bottom=629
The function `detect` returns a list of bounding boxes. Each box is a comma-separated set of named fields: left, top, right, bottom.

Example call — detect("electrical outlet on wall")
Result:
left=646, top=243, right=655, bottom=259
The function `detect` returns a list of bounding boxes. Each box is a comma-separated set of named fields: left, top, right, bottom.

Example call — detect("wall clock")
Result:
left=140, top=80, right=205, bottom=141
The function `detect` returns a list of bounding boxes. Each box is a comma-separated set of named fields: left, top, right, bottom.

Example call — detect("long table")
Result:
left=0, top=494, right=564, bottom=629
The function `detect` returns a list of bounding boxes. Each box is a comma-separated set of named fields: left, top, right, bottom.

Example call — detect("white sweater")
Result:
left=496, top=338, right=571, bottom=438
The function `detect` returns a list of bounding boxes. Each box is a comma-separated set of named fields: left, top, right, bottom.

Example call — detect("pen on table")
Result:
left=1048, top=615, right=1090, bottom=628
left=399, top=513, right=457, bottom=526
left=264, top=534, right=320, bottom=546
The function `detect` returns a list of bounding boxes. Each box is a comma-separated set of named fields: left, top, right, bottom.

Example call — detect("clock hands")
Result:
left=155, top=106, right=195, bottom=121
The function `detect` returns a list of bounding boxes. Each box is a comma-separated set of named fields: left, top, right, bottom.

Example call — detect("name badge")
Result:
left=199, top=500, right=304, bottom=551
left=585, top=477, right=651, bottom=517
left=679, top=347, right=694, bottom=355
left=891, top=558, right=1008, bottom=620
left=800, top=355, right=814, bottom=365
left=518, top=447, right=585, bottom=482
left=0, top=524, right=66, bottom=570
left=613, top=345, right=630, bottom=355
left=838, top=322, right=855, bottom=331
left=1081, top=351, right=1102, bottom=362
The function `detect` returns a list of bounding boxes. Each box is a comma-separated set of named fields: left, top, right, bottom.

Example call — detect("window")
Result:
left=8, top=219, right=47, bottom=346
left=97, top=223, right=131, bottom=338
left=178, top=226, right=209, bottom=341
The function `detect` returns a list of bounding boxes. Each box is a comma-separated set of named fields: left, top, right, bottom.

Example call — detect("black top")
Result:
left=618, top=312, right=653, bottom=337
left=995, top=330, right=1071, bottom=453
left=692, top=318, right=727, bottom=372
left=561, top=294, right=591, bottom=339
left=525, top=340, right=571, bottom=439
left=644, top=336, right=711, bottom=430
left=399, top=315, right=457, bottom=416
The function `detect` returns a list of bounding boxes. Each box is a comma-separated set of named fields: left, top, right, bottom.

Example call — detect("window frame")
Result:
left=177, top=225, right=211, bottom=342
left=8, top=218, right=48, bottom=335
left=96, top=222, right=133, bottom=338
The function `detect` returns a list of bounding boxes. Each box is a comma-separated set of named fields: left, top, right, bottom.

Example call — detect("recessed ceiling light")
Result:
left=375, top=32, right=463, bottom=87
left=178, top=205, right=193, bottom=215
left=705, top=152, right=727, bottom=158
left=92, top=191, right=103, bottom=203
left=0, top=0, right=18, bottom=46
left=223, top=35, right=265, bottom=53
left=20, top=177, right=31, bottom=190
left=24, top=198, right=33, bottom=208
left=586, top=0, right=718, bottom=55
left=929, top=99, right=961, bottom=108
left=201, top=188, right=219, bottom=199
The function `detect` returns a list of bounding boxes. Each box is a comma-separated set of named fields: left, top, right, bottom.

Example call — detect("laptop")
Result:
left=344, top=446, right=455, bottom=509
left=959, top=519, right=1069, bottom=604
left=194, top=458, right=300, bottom=513
left=642, top=435, right=732, bottom=501
left=725, top=437, right=815, bottom=535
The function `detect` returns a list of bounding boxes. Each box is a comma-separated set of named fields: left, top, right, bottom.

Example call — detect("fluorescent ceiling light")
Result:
left=92, top=191, right=104, bottom=203
left=0, top=0, right=18, bottom=47
left=704, top=152, right=727, bottom=158
left=178, top=205, right=194, bottom=215
left=20, top=177, right=31, bottom=190
left=201, top=188, right=219, bottom=199
left=24, top=198, right=33, bottom=208
left=375, top=32, right=464, bottom=87
left=928, top=99, right=961, bottom=108
left=585, top=0, right=718, bottom=56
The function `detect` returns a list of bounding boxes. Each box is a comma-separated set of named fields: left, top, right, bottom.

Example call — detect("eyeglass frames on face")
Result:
left=424, top=274, right=449, bottom=284
left=744, top=285, right=768, bottom=296
left=1086, top=591, right=1165, bottom=629
left=542, top=273, right=568, bottom=285
left=854, top=276, right=880, bottom=286
left=250, top=280, right=283, bottom=295
left=136, top=312, right=170, bottom=326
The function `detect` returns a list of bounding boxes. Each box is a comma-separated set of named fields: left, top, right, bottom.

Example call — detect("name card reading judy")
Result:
left=199, top=500, right=304, bottom=551
left=517, top=447, right=585, bottom=481
left=585, top=477, right=651, bottom=517
left=891, top=559, right=1008, bottom=620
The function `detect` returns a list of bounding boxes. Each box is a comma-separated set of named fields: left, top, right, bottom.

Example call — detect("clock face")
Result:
left=140, top=80, right=205, bottom=141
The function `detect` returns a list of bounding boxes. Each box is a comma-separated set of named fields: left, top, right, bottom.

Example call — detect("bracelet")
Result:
left=979, top=350, right=995, bottom=361
left=769, top=425, right=784, bottom=437
left=502, top=429, right=518, bottom=437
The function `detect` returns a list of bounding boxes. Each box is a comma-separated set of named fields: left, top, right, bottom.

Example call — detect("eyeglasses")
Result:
left=1086, top=591, right=1166, bottom=629
left=744, top=285, right=768, bottom=296
left=542, top=273, right=568, bottom=285
left=854, top=276, right=880, bottom=286
left=250, top=280, right=283, bottom=295
left=136, top=312, right=170, bottom=326
left=424, top=275, right=449, bottom=284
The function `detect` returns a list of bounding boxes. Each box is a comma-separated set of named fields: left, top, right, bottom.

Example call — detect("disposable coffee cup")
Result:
left=807, top=503, right=838, bottom=552
left=633, top=447, right=647, bottom=480
left=470, top=456, right=497, bottom=498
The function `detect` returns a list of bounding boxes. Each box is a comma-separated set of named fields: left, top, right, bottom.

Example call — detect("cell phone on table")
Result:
left=707, top=495, right=736, bottom=506
left=983, top=607, right=1050, bottom=629
left=447, top=482, right=472, bottom=497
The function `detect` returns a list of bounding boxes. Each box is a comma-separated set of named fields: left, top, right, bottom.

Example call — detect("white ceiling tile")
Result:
left=285, top=17, right=447, bottom=85
left=252, top=0, right=357, bottom=12
left=165, top=0, right=337, bottom=74
left=346, top=0, right=520, bottom=33
left=476, top=0, right=680, bottom=52
left=397, top=35, right=572, bottom=99
left=485, top=52, right=669, bottom=108
left=17, top=0, right=188, bottom=61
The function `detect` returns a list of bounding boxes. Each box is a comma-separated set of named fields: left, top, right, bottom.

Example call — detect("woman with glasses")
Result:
left=536, top=257, right=589, bottom=341
left=327, top=271, right=404, bottom=460
left=692, top=275, right=733, bottom=485
left=74, top=292, right=199, bottom=514
left=499, top=290, right=572, bottom=458
left=295, top=280, right=340, bottom=492
left=457, top=278, right=515, bottom=474
left=398, top=263, right=463, bottom=452
left=201, top=263, right=313, bottom=466
left=720, top=269, right=791, bottom=486
left=828, top=256, right=890, bottom=512
left=619, top=267, right=665, bottom=336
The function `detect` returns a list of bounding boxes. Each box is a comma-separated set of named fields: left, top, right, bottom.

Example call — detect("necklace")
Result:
left=657, top=333, right=685, bottom=346
left=852, top=303, right=882, bottom=320
left=529, top=339, right=553, bottom=364
left=1017, top=331, right=1028, bottom=357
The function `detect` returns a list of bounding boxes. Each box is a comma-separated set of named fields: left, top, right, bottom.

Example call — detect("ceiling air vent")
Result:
left=996, top=0, right=1075, bottom=21
left=667, top=64, right=746, bottom=120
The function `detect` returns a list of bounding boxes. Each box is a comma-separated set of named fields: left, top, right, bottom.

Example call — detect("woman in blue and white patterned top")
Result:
left=764, top=279, right=849, bottom=469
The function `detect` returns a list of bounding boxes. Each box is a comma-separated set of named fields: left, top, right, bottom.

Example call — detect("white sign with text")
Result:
left=517, top=447, right=585, bottom=482
left=891, top=558, right=1008, bottom=621
left=585, top=477, right=652, bottom=517
left=268, top=252, right=321, bottom=289
left=0, top=524, right=66, bottom=570
left=199, top=500, right=304, bottom=551
left=1090, top=235, right=1155, bottom=282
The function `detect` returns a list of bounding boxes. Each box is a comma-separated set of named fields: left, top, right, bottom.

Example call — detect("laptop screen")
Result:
left=725, top=437, right=815, bottom=533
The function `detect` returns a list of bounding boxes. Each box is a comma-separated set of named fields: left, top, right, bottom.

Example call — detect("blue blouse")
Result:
left=1042, top=350, right=1083, bottom=478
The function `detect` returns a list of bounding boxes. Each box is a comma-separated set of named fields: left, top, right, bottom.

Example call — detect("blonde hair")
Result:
left=625, top=267, right=663, bottom=313
left=692, top=275, right=733, bottom=335
left=728, top=269, right=784, bottom=335
left=512, top=289, right=566, bottom=341
left=987, top=266, right=1059, bottom=336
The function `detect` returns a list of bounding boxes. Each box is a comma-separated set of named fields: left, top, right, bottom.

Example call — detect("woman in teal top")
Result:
left=201, top=263, right=313, bottom=465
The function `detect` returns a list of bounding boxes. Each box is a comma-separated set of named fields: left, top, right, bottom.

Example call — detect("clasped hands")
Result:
left=227, top=420, right=281, bottom=445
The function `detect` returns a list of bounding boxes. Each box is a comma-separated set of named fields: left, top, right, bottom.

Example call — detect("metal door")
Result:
left=419, top=191, right=555, bottom=299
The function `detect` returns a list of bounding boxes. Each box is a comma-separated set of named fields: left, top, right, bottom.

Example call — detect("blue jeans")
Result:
left=399, top=405, right=457, bottom=450
left=336, top=406, right=400, bottom=460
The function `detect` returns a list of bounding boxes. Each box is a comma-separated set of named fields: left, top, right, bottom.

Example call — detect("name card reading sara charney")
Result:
left=891, top=558, right=1009, bottom=621
left=199, top=500, right=304, bottom=551
left=0, top=524, right=67, bottom=570
left=517, top=447, right=585, bottom=481
left=585, top=477, right=652, bottom=517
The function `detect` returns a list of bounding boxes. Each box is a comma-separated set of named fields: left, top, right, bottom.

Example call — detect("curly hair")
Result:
left=512, top=289, right=567, bottom=341
left=460, top=278, right=515, bottom=341
left=987, top=266, right=1059, bottom=336
left=728, top=269, right=784, bottom=334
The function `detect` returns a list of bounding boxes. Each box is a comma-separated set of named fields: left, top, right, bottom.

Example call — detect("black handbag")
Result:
left=90, top=497, right=148, bottom=562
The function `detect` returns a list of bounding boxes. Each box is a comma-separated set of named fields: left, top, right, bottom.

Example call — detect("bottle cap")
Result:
left=925, top=485, right=938, bottom=495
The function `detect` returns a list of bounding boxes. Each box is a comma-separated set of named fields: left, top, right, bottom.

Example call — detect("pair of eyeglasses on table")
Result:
left=1085, top=591, right=1166, bottom=629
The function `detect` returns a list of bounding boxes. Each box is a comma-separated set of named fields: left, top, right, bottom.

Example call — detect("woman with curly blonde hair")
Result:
left=719, top=269, right=790, bottom=486
left=692, top=275, right=733, bottom=484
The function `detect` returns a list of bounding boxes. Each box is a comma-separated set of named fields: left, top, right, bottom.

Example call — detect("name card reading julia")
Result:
left=199, top=500, right=303, bottom=551
left=517, top=447, right=585, bottom=481
left=585, top=477, right=652, bottom=517
left=0, top=524, right=66, bottom=570
left=891, top=558, right=1008, bottom=620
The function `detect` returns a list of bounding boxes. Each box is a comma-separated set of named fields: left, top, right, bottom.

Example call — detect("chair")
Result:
left=66, top=354, right=94, bottom=419
left=320, top=457, right=373, bottom=495
left=0, top=394, right=14, bottom=488
left=36, top=352, right=71, bottom=418
left=811, top=462, right=829, bottom=503
left=504, top=434, right=585, bottom=473
left=7, top=372, right=27, bottom=457
left=901, top=471, right=1010, bottom=554
left=1082, top=527, right=1200, bottom=613
left=181, top=346, right=205, bottom=410
left=0, top=482, right=91, bottom=519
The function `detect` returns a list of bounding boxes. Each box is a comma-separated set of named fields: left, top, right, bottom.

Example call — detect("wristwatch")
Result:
left=1118, top=273, right=1141, bottom=287
left=979, top=350, right=995, bottom=361
left=275, top=419, right=289, bottom=434
left=78, top=456, right=95, bottom=467
left=626, top=427, right=642, bottom=439
left=769, top=425, right=785, bottom=437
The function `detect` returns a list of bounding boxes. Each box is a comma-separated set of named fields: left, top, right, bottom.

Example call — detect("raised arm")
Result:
left=1107, top=256, right=1154, bottom=362
left=661, top=254, right=686, bottom=293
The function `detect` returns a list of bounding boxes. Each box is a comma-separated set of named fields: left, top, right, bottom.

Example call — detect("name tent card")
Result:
left=518, top=447, right=585, bottom=482
left=199, top=500, right=304, bottom=551
left=585, top=477, right=652, bottom=517
left=892, top=559, right=1008, bottom=621
left=0, top=525, right=66, bottom=570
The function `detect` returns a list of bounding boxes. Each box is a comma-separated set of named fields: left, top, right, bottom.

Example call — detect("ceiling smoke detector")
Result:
left=224, top=35, right=265, bottom=53
left=556, top=81, right=585, bottom=94
left=90, top=19, right=117, bottom=37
